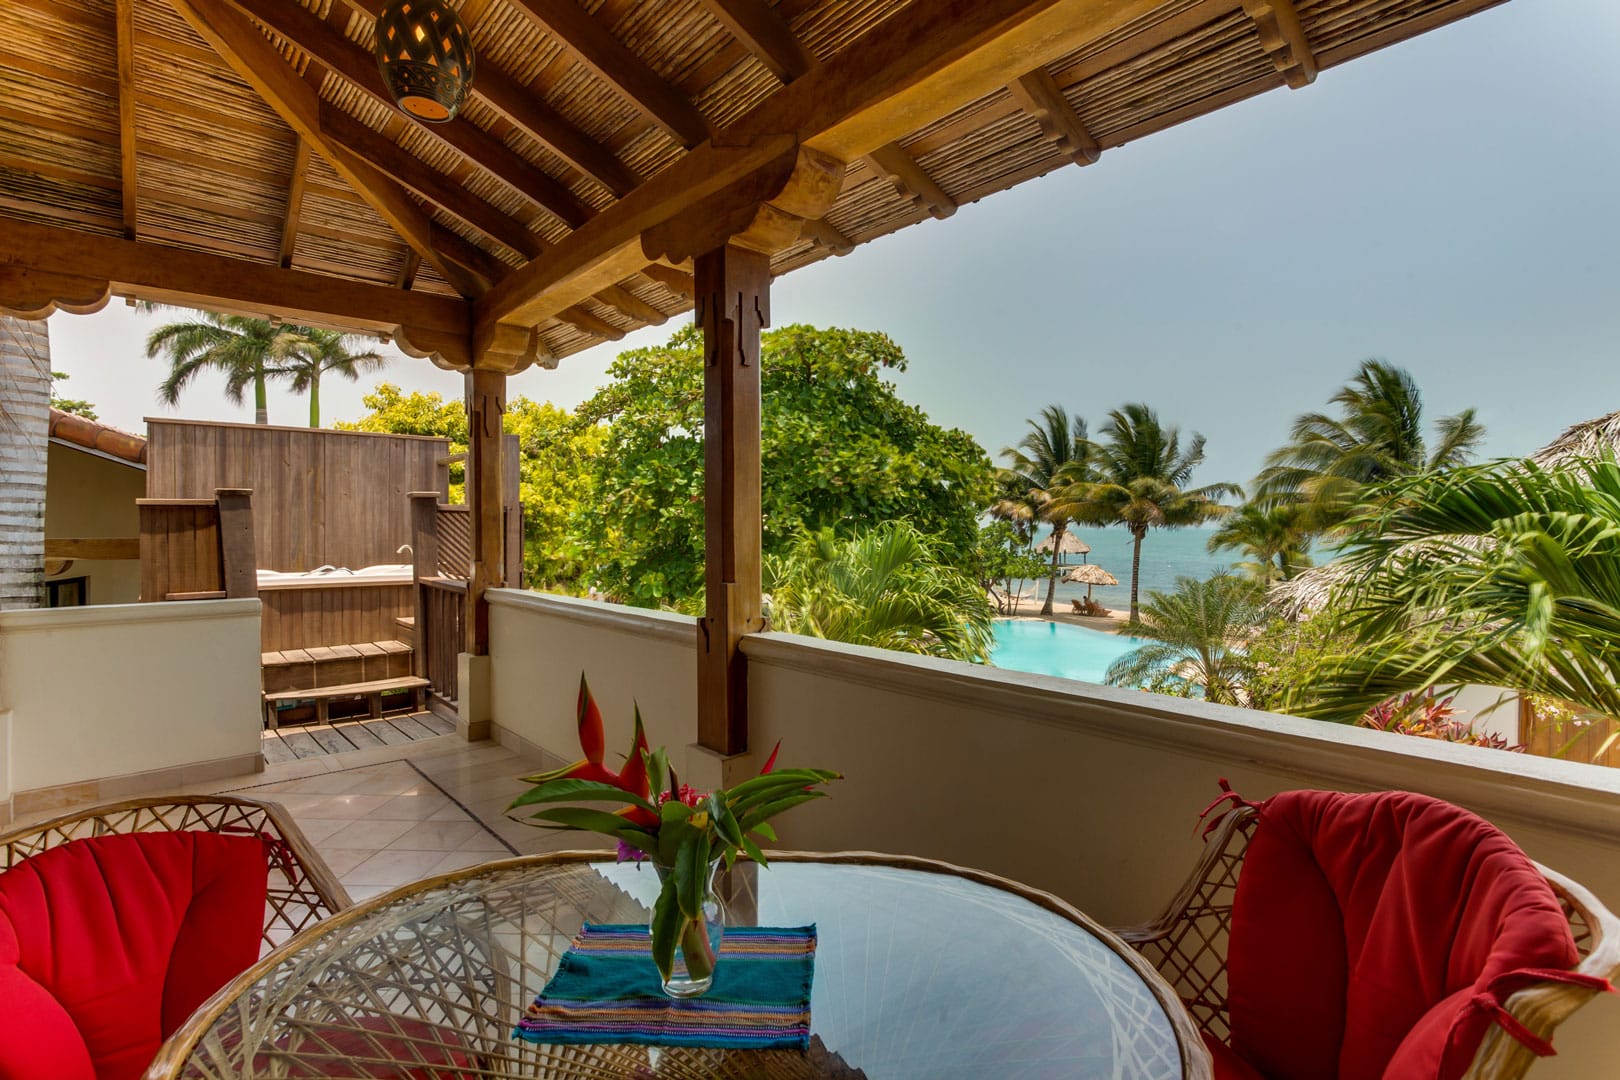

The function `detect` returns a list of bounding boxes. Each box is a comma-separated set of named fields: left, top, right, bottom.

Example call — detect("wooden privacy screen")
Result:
left=138, top=490, right=256, bottom=601
left=145, top=420, right=450, bottom=573
left=259, top=579, right=415, bottom=652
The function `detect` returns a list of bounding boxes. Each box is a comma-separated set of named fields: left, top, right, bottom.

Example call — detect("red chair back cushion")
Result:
left=1225, top=790, right=1577, bottom=1080
left=0, top=831, right=269, bottom=1080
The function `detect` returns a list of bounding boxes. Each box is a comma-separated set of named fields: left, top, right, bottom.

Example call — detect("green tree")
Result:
left=337, top=383, right=468, bottom=488
left=976, top=520, right=1050, bottom=615
left=1253, top=359, right=1484, bottom=533
left=997, top=405, right=1094, bottom=616
left=49, top=372, right=96, bottom=419
left=574, top=325, right=994, bottom=607
left=765, top=523, right=995, bottom=663
left=1104, top=572, right=1262, bottom=705
left=1290, top=457, right=1620, bottom=722
left=1055, top=403, right=1239, bottom=621
left=272, top=328, right=387, bottom=427
left=1207, top=500, right=1313, bottom=583
left=147, top=311, right=285, bottom=424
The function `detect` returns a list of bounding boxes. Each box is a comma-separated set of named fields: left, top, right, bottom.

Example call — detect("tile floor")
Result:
left=187, top=735, right=614, bottom=902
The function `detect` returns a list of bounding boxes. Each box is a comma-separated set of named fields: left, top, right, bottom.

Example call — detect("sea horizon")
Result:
left=1013, top=524, right=1235, bottom=612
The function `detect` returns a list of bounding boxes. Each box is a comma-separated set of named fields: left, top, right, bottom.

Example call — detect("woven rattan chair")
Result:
left=1114, top=803, right=1620, bottom=1079
left=0, top=794, right=352, bottom=952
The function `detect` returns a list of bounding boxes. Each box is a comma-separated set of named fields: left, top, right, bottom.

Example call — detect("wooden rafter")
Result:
left=640, top=264, right=695, bottom=297
left=1243, top=0, right=1317, bottom=89
left=0, top=218, right=472, bottom=367
left=318, top=102, right=542, bottom=260
left=595, top=283, right=667, bottom=325
left=505, top=0, right=711, bottom=147
left=171, top=0, right=490, bottom=297
left=114, top=0, right=139, bottom=238
left=555, top=305, right=625, bottom=340
left=699, top=0, right=816, bottom=83
left=801, top=217, right=854, bottom=255
left=865, top=142, right=955, bottom=219
left=222, top=0, right=591, bottom=229
left=337, top=0, right=638, bottom=197
left=1008, top=67, right=1100, bottom=165
left=278, top=137, right=311, bottom=268
left=395, top=249, right=422, bottom=291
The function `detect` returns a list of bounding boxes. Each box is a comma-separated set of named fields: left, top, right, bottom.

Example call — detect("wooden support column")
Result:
left=696, top=243, right=770, bottom=755
left=465, top=368, right=506, bottom=655
left=214, top=487, right=257, bottom=599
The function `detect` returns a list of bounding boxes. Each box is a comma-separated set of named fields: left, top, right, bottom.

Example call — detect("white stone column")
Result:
left=0, top=317, right=51, bottom=610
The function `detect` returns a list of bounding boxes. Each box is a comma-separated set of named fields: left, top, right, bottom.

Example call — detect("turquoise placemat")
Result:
left=515, top=923, right=815, bottom=1050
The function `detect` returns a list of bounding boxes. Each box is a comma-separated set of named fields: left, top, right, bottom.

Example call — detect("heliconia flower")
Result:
left=519, top=676, right=630, bottom=789
left=618, top=705, right=650, bottom=799
left=759, top=740, right=781, bottom=776
left=577, top=673, right=605, bottom=765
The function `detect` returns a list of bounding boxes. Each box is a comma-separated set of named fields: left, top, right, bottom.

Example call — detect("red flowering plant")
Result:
left=509, top=675, right=839, bottom=985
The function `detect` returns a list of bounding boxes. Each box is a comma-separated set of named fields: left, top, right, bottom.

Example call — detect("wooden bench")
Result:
left=263, top=675, right=430, bottom=729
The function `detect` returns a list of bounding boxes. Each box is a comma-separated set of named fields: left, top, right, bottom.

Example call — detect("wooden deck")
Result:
left=260, top=711, right=456, bottom=764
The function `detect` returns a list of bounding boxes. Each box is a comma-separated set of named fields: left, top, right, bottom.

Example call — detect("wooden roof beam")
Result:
left=1243, top=0, right=1317, bottom=89
left=865, top=142, right=955, bottom=219
left=1008, top=67, right=1100, bottom=165
left=319, top=102, right=543, bottom=260
left=222, top=0, right=592, bottom=228
left=699, top=0, right=817, bottom=83
left=395, top=249, right=422, bottom=290
left=555, top=305, right=626, bottom=340
left=172, top=0, right=490, bottom=297
left=640, top=263, right=695, bottom=297
left=338, top=0, right=637, bottom=196
left=0, top=218, right=472, bottom=368
left=505, top=0, right=711, bottom=147
left=595, top=283, right=667, bottom=325
left=278, top=137, right=311, bottom=268
left=801, top=217, right=854, bottom=255
left=114, top=0, right=138, bottom=238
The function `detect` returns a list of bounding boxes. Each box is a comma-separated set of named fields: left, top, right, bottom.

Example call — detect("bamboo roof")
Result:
left=1532, top=410, right=1620, bottom=467
left=1064, top=562, right=1117, bottom=585
left=1, top=0, right=1508, bottom=371
left=1035, top=531, right=1091, bottom=555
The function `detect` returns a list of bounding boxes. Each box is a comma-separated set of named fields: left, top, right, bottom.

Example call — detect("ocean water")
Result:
left=1006, top=525, right=1233, bottom=613
left=990, top=619, right=1145, bottom=683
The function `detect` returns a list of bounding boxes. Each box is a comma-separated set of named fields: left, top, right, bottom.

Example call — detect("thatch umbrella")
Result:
left=1035, top=532, right=1092, bottom=563
left=1532, top=410, right=1620, bottom=466
left=1063, top=562, right=1118, bottom=604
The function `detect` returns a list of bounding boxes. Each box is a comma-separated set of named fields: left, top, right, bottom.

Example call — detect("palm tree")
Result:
left=1253, top=359, right=1484, bottom=532
left=1207, top=501, right=1313, bottom=583
left=1288, top=457, right=1620, bottom=724
left=147, top=311, right=287, bottom=425
left=997, top=405, right=1093, bottom=616
left=1055, top=403, right=1239, bottom=621
left=764, top=523, right=995, bottom=663
left=1104, top=573, right=1262, bottom=705
left=272, top=328, right=387, bottom=427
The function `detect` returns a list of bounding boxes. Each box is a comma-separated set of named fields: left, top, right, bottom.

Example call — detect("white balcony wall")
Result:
left=0, top=598, right=263, bottom=820
left=485, top=592, right=1620, bottom=1072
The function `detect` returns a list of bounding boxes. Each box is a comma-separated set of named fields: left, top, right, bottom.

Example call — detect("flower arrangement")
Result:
left=510, top=675, right=840, bottom=989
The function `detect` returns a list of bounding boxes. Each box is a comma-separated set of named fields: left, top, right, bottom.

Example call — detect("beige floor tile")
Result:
left=245, top=769, right=374, bottom=796
left=344, top=848, right=453, bottom=887
left=284, top=816, right=349, bottom=843
left=315, top=847, right=378, bottom=876
left=264, top=793, right=397, bottom=819
left=389, top=819, right=507, bottom=852
left=370, top=792, right=458, bottom=821
left=426, top=849, right=512, bottom=876
left=344, top=884, right=396, bottom=903
left=429, top=802, right=474, bottom=822
left=319, top=816, right=419, bottom=850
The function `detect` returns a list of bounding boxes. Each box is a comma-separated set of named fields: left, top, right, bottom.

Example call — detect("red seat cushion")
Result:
left=0, top=831, right=268, bottom=1080
left=1225, top=790, right=1579, bottom=1080
left=1203, top=1031, right=1265, bottom=1080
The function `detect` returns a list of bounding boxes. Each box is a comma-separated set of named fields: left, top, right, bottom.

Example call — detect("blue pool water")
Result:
left=989, top=619, right=1145, bottom=684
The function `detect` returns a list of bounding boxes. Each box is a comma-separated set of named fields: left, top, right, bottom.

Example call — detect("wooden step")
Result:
left=261, top=639, right=414, bottom=693
left=263, top=675, right=430, bottom=729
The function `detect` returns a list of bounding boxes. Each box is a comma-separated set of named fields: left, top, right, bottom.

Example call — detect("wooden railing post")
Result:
left=695, top=242, right=769, bottom=756
left=409, top=492, right=439, bottom=680
left=465, top=368, right=506, bottom=655
left=214, top=488, right=257, bottom=599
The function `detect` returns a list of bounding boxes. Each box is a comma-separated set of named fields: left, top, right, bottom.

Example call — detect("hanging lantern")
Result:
left=374, top=0, right=475, bottom=123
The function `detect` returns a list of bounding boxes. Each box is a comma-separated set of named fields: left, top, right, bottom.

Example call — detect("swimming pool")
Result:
left=989, top=619, right=1145, bottom=684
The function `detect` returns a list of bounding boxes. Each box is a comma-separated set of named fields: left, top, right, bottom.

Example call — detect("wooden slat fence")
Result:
left=137, top=489, right=256, bottom=602
left=259, top=580, right=414, bottom=652
left=436, top=506, right=472, bottom=579
left=1522, top=697, right=1620, bottom=768
left=419, top=578, right=466, bottom=702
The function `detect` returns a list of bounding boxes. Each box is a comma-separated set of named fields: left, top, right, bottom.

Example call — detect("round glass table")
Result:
left=149, top=852, right=1211, bottom=1079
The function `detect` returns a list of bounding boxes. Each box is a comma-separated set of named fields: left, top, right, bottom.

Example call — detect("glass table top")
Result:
left=156, top=854, right=1196, bottom=1079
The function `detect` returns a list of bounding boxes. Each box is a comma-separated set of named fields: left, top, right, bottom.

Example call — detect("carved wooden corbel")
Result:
left=1243, top=0, right=1317, bottom=89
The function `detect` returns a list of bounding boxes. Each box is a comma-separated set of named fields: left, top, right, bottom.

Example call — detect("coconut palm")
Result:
left=1207, top=500, right=1313, bottom=583
left=996, top=405, right=1094, bottom=616
left=1253, top=359, right=1484, bottom=533
left=147, top=311, right=287, bottom=425
left=272, top=328, right=387, bottom=427
left=1291, top=456, right=1620, bottom=723
left=764, top=522, right=995, bottom=663
left=1054, top=403, right=1239, bottom=621
left=1105, top=573, right=1263, bottom=705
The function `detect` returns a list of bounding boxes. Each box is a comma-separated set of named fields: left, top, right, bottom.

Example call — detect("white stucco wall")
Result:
left=0, top=598, right=262, bottom=798
left=43, top=442, right=145, bottom=605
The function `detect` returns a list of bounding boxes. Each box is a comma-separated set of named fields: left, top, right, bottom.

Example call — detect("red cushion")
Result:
left=1203, top=1031, right=1266, bottom=1080
left=0, top=913, right=96, bottom=1080
left=1226, top=790, right=1578, bottom=1080
left=0, top=831, right=268, bottom=1080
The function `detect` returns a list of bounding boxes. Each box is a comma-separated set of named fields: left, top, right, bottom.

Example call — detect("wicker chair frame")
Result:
left=0, top=794, right=352, bottom=953
left=1113, top=805, right=1620, bottom=1079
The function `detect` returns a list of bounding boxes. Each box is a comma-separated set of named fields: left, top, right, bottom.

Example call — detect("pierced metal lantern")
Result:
left=374, top=0, right=475, bottom=123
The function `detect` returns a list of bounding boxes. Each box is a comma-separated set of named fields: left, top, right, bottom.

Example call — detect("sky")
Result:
left=44, top=0, right=1620, bottom=490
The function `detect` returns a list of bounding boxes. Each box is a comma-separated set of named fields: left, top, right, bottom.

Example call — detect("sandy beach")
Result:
left=1001, top=605, right=1129, bottom=632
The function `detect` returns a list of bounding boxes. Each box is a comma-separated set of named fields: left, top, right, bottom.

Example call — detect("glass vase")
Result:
left=650, top=858, right=727, bottom=998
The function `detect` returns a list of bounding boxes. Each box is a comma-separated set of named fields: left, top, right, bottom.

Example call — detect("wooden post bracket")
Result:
left=1242, top=0, right=1317, bottom=89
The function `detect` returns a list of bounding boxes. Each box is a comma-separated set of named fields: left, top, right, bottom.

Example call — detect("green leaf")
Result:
left=751, top=821, right=777, bottom=843
left=650, top=877, right=681, bottom=981
left=645, top=748, right=670, bottom=804
left=739, top=792, right=825, bottom=833
left=524, top=807, right=656, bottom=850
left=509, top=779, right=656, bottom=812
left=674, top=831, right=711, bottom=919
